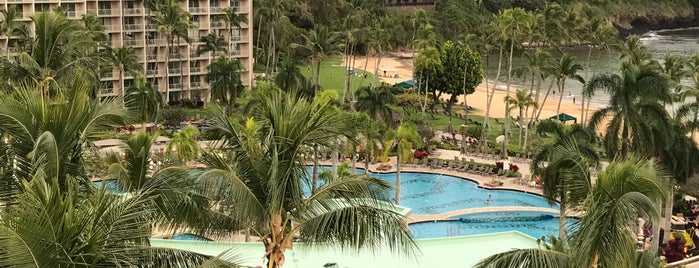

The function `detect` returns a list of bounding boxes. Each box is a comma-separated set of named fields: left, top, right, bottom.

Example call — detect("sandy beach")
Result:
left=345, top=54, right=597, bottom=122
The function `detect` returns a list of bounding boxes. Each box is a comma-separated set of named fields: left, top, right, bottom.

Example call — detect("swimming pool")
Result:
left=409, top=211, right=578, bottom=239
left=172, top=233, right=213, bottom=241
left=355, top=171, right=555, bottom=214
left=93, top=179, right=121, bottom=193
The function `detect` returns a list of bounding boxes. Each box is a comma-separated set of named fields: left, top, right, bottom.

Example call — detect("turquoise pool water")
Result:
left=306, top=167, right=556, bottom=214
left=93, top=179, right=121, bottom=193
left=172, top=233, right=213, bottom=241
left=409, top=211, right=578, bottom=239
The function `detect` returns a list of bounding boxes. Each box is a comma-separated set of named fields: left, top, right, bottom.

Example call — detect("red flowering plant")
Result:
left=495, top=162, right=503, bottom=169
left=413, top=149, right=430, bottom=160
left=509, top=163, right=519, bottom=172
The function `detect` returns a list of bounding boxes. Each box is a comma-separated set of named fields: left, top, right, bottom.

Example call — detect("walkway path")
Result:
left=408, top=206, right=560, bottom=223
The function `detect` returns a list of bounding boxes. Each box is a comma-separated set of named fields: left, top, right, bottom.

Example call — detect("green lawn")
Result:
left=299, top=56, right=379, bottom=99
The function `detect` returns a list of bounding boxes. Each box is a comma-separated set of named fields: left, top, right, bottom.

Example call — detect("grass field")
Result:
left=299, top=56, right=380, bottom=99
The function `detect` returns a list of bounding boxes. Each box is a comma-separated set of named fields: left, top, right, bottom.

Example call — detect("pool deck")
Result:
left=408, top=206, right=560, bottom=223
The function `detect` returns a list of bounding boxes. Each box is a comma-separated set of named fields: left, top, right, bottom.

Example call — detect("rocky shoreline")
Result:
left=614, top=8, right=699, bottom=37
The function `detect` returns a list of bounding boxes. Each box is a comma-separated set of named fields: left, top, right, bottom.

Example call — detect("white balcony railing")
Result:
left=168, top=68, right=181, bottom=74
left=124, top=8, right=141, bottom=15
left=190, top=67, right=201, bottom=73
left=169, top=83, right=182, bottom=89
left=210, top=7, right=223, bottom=13
left=189, top=7, right=207, bottom=13
left=146, top=70, right=157, bottom=75
left=190, top=82, right=202, bottom=88
left=7, top=0, right=23, bottom=3
left=211, top=22, right=224, bottom=28
left=66, top=11, right=77, bottom=17
left=98, top=9, right=112, bottom=15
left=101, top=88, right=115, bottom=94
left=123, top=24, right=140, bottom=31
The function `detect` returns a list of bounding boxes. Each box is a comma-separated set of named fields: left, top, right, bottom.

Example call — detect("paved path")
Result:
left=408, top=206, right=560, bottom=223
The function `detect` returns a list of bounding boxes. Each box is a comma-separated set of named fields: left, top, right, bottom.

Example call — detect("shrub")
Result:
left=413, top=149, right=429, bottom=160
left=168, top=99, right=181, bottom=107
left=160, top=108, right=188, bottom=129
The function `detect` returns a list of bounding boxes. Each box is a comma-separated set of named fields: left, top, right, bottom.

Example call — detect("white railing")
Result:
left=98, top=9, right=112, bottom=15
left=211, top=22, right=224, bottom=28
left=101, top=88, right=114, bottom=94
left=66, top=11, right=77, bottom=17
left=169, top=84, right=182, bottom=89
left=123, top=24, right=141, bottom=31
left=190, top=67, right=201, bottom=73
left=210, top=7, right=223, bottom=13
left=190, top=82, right=202, bottom=88
left=124, top=8, right=141, bottom=15
left=189, top=7, right=207, bottom=13
left=168, top=68, right=181, bottom=74
left=146, top=70, right=157, bottom=75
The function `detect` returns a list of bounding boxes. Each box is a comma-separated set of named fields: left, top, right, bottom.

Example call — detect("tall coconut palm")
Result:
left=504, top=88, right=538, bottom=148
left=0, top=5, right=23, bottom=58
left=355, top=85, right=396, bottom=126
left=148, top=0, right=191, bottom=103
left=384, top=123, right=421, bottom=205
left=274, top=57, right=307, bottom=96
left=199, top=88, right=417, bottom=267
left=0, top=175, right=228, bottom=267
left=496, top=7, right=528, bottom=158
left=414, top=45, right=441, bottom=117
left=292, top=25, right=343, bottom=91
left=531, top=120, right=598, bottom=240
left=582, top=22, right=621, bottom=122
left=586, top=64, right=672, bottom=160
left=257, top=0, right=289, bottom=75
left=552, top=54, right=584, bottom=117
left=205, top=55, right=244, bottom=108
left=220, top=7, right=248, bottom=57
left=107, top=46, right=144, bottom=106
left=196, top=32, right=227, bottom=62
left=476, top=157, right=667, bottom=268
left=126, top=75, right=163, bottom=130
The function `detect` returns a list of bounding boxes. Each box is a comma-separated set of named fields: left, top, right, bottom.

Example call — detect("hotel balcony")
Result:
left=168, top=68, right=181, bottom=74
left=189, top=7, right=207, bottom=14
left=190, top=82, right=202, bottom=88
left=98, top=9, right=113, bottom=15
left=101, top=88, right=115, bottom=95
left=190, top=67, right=202, bottom=73
left=123, top=24, right=141, bottom=31
left=169, top=83, right=182, bottom=89
left=211, top=22, right=224, bottom=28
left=146, top=69, right=158, bottom=76
left=124, top=8, right=142, bottom=15
left=209, top=7, right=223, bottom=13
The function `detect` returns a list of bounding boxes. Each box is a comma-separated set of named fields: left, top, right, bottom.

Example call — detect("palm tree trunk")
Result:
left=555, top=78, right=566, bottom=116
left=621, top=120, right=629, bottom=160
left=351, top=152, right=357, bottom=174
left=482, top=47, right=503, bottom=148
left=315, top=58, right=322, bottom=90
left=530, top=75, right=543, bottom=124
left=331, top=146, right=338, bottom=177
left=119, top=69, right=124, bottom=107
left=165, top=37, right=171, bottom=103
left=559, top=188, right=567, bottom=240
left=581, top=47, right=593, bottom=123
left=359, top=54, right=370, bottom=88
left=395, top=145, right=401, bottom=205
left=518, top=108, right=524, bottom=147
left=503, top=38, right=515, bottom=158
left=536, top=79, right=556, bottom=121
left=312, top=145, right=319, bottom=194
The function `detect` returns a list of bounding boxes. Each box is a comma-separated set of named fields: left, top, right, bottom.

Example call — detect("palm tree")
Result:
left=292, top=25, right=343, bottom=91
left=504, top=88, right=538, bottom=148
left=274, top=57, right=307, bottom=96
left=257, top=0, right=289, bottom=75
left=196, top=32, right=227, bottom=62
left=355, top=85, right=396, bottom=126
left=166, top=126, right=201, bottom=164
left=220, top=7, right=248, bottom=57
left=105, top=131, right=234, bottom=233
left=107, top=46, right=144, bottom=106
left=496, top=7, right=528, bottom=158
left=199, top=88, right=417, bottom=267
left=0, top=75, right=123, bottom=204
left=552, top=53, right=584, bottom=117
left=414, top=45, right=441, bottom=117
left=0, top=5, right=23, bottom=58
left=148, top=0, right=191, bottom=103
left=126, top=75, right=163, bottom=130
left=0, top=175, right=228, bottom=266
left=620, top=35, right=656, bottom=69
left=531, top=120, right=598, bottom=240
left=586, top=64, right=672, bottom=160
left=476, top=157, right=667, bottom=268
left=384, top=123, right=421, bottom=205
left=0, top=11, right=105, bottom=92
left=582, top=22, right=620, bottom=122
left=205, top=55, right=244, bottom=108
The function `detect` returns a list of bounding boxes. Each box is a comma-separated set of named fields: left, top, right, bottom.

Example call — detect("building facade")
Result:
left=0, top=0, right=253, bottom=102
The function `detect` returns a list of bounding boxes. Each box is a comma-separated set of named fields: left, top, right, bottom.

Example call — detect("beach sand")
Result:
left=345, top=54, right=597, bottom=122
